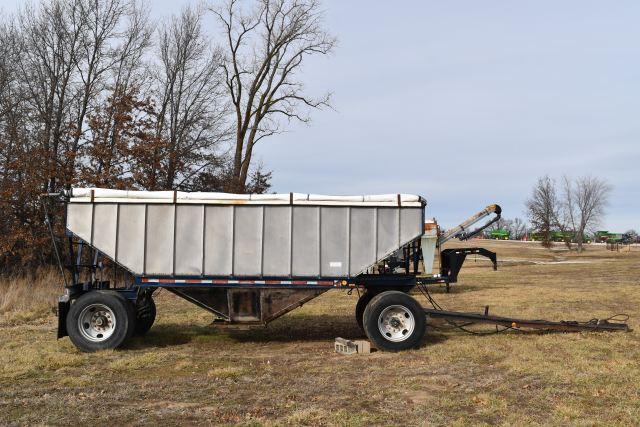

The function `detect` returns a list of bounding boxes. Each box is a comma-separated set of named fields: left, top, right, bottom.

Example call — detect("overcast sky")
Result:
left=2, top=0, right=639, bottom=230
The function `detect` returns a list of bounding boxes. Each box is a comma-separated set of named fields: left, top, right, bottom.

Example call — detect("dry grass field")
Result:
left=1, top=241, right=639, bottom=425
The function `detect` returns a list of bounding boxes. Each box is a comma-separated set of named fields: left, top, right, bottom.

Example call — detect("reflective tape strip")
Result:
left=141, top=277, right=335, bottom=286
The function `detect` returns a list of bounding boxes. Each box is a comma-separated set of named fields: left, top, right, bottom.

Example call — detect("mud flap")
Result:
left=57, top=297, right=70, bottom=339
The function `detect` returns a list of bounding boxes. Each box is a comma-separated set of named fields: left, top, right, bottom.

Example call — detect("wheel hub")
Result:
left=78, top=303, right=116, bottom=342
left=378, top=304, right=415, bottom=342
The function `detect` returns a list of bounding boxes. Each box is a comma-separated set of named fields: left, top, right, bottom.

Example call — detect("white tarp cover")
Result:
left=70, top=188, right=425, bottom=207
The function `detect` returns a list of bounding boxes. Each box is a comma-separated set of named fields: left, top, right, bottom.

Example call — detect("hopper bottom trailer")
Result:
left=45, top=189, right=629, bottom=353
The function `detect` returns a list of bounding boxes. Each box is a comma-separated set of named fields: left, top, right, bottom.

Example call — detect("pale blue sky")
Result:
left=3, top=0, right=639, bottom=230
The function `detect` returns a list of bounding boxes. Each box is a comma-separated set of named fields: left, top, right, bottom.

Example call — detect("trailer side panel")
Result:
left=66, top=193, right=425, bottom=278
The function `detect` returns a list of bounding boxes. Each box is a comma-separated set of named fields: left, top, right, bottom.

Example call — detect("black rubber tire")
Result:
left=134, top=297, right=156, bottom=336
left=66, top=291, right=136, bottom=352
left=362, top=291, right=426, bottom=352
left=355, top=291, right=377, bottom=332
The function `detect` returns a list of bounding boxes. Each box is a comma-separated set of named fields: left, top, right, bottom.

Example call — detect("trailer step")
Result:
left=424, top=308, right=630, bottom=332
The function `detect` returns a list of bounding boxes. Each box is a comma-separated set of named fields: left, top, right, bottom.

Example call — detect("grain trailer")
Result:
left=46, top=188, right=627, bottom=352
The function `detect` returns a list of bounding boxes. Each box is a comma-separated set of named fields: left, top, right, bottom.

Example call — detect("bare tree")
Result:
left=13, top=0, right=149, bottom=192
left=526, top=176, right=560, bottom=248
left=211, top=0, right=336, bottom=192
left=0, top=22, right=20, bottom=172
left=510, top=217, right=528, bottom=240
left=562, top=176, right=611, bottom=252
left=0, top=22, right=20, bottom=122
left=78, top=2, right=152, bottom=187
left=487, top=217, right=511, bottom=233
left=109, top=1, right=152, bottom=95
left=0, top=22, right=32, bottom=262
left=528, top=175, right=611, bottom=252
left=153, top=5, right=229, bottom=190
left=623, top=230, right=638, bottom=244
left=16, top=0, right=86, bottom=193
left=66, top=0, right=135, bottom=175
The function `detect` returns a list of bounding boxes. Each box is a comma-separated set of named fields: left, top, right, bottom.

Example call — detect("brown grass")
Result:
left=0, top=268, right=60, bottom=323
left=0, top=242, right=639, bottom=425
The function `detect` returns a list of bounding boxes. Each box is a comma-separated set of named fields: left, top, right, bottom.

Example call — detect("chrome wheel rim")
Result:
left=78, top=303, right=116, bottom=342
left=378, top=304, right=415, bottom=342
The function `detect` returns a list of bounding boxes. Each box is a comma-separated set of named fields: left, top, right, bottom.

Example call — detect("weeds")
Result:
left=0, top=268, right=61, bottom=321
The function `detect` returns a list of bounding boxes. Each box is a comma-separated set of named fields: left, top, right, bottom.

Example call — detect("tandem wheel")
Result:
left=355, top=291, right=378, bottom=333
left=134, top=296, right=156, bottom=336
left=362, top=291, right=426, bottom=351
left=66, top=290, right=136, bottom=352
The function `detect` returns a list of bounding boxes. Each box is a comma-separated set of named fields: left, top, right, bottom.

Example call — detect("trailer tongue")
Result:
left=44, top=188, right=630, bottom=353
left=424, top=308, right=630, bottom=332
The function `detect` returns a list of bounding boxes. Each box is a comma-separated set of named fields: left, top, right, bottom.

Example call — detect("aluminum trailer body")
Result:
left=66, top=189, right=426, bottom=279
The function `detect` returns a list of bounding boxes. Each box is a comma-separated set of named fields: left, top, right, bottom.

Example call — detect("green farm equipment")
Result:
left=489, top=229, right=510, bottom=240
